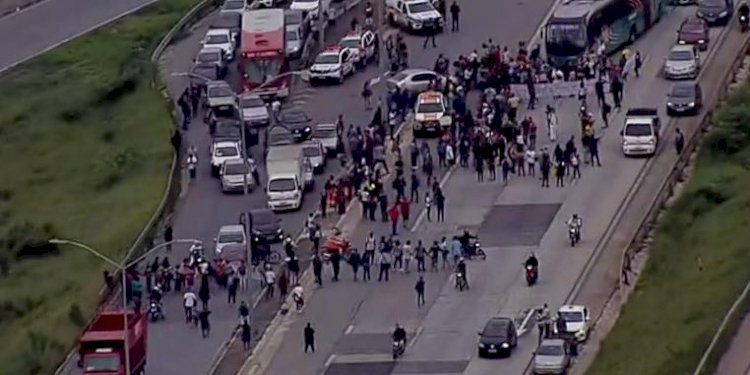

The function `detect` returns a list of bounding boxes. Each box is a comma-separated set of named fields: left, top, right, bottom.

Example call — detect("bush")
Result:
left=1, top=222, right=58, bottom=259
left=67, top=303, right=86, bottom=327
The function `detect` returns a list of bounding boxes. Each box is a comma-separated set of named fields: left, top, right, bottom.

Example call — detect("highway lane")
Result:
left=250, top=4, right=733, bottom=375
left=0, top=0, right=158, bottom=72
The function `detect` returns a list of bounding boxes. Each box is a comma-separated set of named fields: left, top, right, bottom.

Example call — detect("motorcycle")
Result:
left=568, top=224, right=580, bottom=247
left=741, top=14, right=749, bottom=32
left=465, top=239, right=487, bottom=260
left=525, top=265, right=538, bottom=286
left=148, top=301, right=164, bottom=322
left=455, top=272, right=468, bottom=291
left=392, top=340, right=405, bottom=359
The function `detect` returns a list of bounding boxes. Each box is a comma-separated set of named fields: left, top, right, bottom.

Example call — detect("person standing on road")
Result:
left=429, top=241, right=440, bottom=272
left=555, top=160, right=566, bottom=188
left=304, top=323, right=316, bottom=353
left=425, top=192, right=433, bottom=221
left=241, top=322, right=252, bottom=350
left=364, top=232, right=376, bottom=265
left=349, top=248, right=362, bottom=281
left=239, top=301, right=250, bottom=325
left=378, top=251, right=393, bottom=281
left=402, top=240, right=413, bottom=273
left=199, top=309, right=211, bottom=338
left=570, top=152, right=581, bottom=180
left=435, top=188, right=446, bottom=222
left=264, top=268, right=276, bottom=300
left=400, top=198, right=411, bottom=228
left=634, top=51, right=643, bottom=78
left=601, top=101, right=611, bottom=128
left=278, top=271, right=289, bottom=300
left=363, top=79, right=373, bottom=110
left=292, top=283, right=305, bottom=312
left=415, top=241, right=426, bottom=272
left=388, top=203, right=400, bottom=235
left=163, top=222, right=173, bottom=252
left=415, top=276, right=426, bottom=307
left=312, top=253, right=323, bottom=287
left=227, top=275, right=238, bottom=304
left=674, top=128, right=685, bottom=155
left=410, top=173, right=421, bottom=202
left=450, top=1, right=460, bottom=32
left=361, top=251, right=372, bottom=281
left=423, top=28, right=438, bottom=48
left=183, top=290, right=197, bottom=324
left=330, top=250, right=341, bottom=282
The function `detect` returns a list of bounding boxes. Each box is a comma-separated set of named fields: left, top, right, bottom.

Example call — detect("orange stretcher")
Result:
left=324, top=227, right=350, bottom=255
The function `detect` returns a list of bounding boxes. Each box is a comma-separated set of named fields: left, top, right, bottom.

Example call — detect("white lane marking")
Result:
left=517, top=308, right=535, bottom=336
left=407, top=325, right=424, bottom=349
left=324, top=354, right=336, bottom=367
left=345, top=324, right=354, bottom=334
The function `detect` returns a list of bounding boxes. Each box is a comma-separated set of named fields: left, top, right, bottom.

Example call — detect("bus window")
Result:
left=545, top=20, right=587, bottom=57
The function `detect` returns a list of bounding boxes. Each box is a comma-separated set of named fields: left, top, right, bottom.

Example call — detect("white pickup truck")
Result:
left=385, top=0, right=443, bottom=33
left=621, top=108, right=661, bottom=157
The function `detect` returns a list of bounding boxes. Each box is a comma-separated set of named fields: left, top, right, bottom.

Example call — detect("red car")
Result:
left=677, top=17, right=709, bottom=50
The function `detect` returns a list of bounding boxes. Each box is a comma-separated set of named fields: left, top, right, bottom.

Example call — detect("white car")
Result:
left=214, top=224, right=247, bottom=256
left=338, top=30, right=376, bottom=69
left=312, top=122, right=338, bottom=156
left=210, top=140, right=241, bottom=177
left=301, top=140, right=326, bottom=173
left=386, top=0, right=444, bottom=32
left=202, top=28, right=235, bottom=61
left=413, top=91, right=451, bottom=136
left=290, top=0, right=320, bottom=14
left=554, top=305, right=590, bottom=342
left=220, top=0, right=246, bottom=14
left=308, top=47, right=355, bottom=84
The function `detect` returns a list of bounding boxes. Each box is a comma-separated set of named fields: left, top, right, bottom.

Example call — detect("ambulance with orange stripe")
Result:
left=413, top=91, right=451, bottom=136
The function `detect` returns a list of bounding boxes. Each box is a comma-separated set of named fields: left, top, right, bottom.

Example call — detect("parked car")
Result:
left=301, top=140, right=326, bottom=173
left=214, top=224, right=247, bottom=256
left=477, top=317, right=517, bottom=358
left=554, top=305, right=591, bottom=342
left=277, top=108, right=313, bottom=141
left=239, top=93, right=271, bottom=127
left=663, top=45, right=700, bottom=80
left=677, top=17, right=709, bottom=50
left=667, top=81, right=703, bottom=116
left=312, top=122, right=339, bottom=156
left=386, top=68, right=446, bottom=96
left=202, top=28, right=235, bottom=61
left=696, top=0, right=734, bottom=26
left=220, top=0, right=246, bottom=15
left=210, top=12, right=242, bottom=45
left=533, top=339, right=570, bottom=374
left=220, top=158, right=256, bottom=193
left=249, top=209, right=284, bottom=243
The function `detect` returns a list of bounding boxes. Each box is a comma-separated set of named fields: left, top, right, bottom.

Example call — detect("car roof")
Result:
left=223, top=158, right=246, bottom=165
left=671, top=44, right=695, bottom=53
left=200, top=46, right=224, bottom=54
left=250, top=208, right=277, bottom=221
left=208, top=80, right=231, bottom=88
left=279, top=108, right=309, bottom=120
left=219, top=224, right=245, bottom=233
left=418, top=91, right=444, bottom=101
left=483, top=317, right=512, bottom=332
left=401, top=68, right=434, bottom=76
left=214, top=141, right=239, bottom=148
left=558, top=305, right=585, bottom=313
left=540, top=338, right=566, bottom=347
left=672, top=81, right=697, bottom=89
left=206, top=28, right=230, bottom=36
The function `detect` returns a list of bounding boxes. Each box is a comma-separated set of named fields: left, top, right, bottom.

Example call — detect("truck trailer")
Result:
left=78, top=310, right=147, bottom=375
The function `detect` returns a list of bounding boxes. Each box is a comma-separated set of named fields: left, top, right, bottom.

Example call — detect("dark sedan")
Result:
left=667, top=82, right=703, bottom=116
left=678, top=17, right=709, bottom=50
left=277, top=108, right=312, bottom=141
left=697, top=0, right=734, bottom=26
left=249, top=209, right=284, bottom=244
left=477, top=317, right=518, bottom=358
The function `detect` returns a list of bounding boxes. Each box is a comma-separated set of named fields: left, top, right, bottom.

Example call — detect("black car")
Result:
left=266, top=125, right=295, bottom=148
left=667, top=82, right=703, bottom=116
left=277, top=108, right=312, bottom=141
left=477, top=317, right=518, bottom=358
left=697, top=0, right=734, bottom=26
left=249, top=209, right=284, bottom=244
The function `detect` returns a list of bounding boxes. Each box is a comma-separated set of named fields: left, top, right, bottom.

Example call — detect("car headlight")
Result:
left=688, top=102, right=695, bottom=107
left=576, top=329, right=587, bottom=338
left=696, top=10, right=703, bottom=16
left=276, top=228, right=283, bottom=233
left=698, top=39, right=705, bottom=44
left=667, top=102, right=673, bottom=106
left=623, top=140, right=630, bottom=146
left=478, top=343, right=485, bottom=348
left=648, top=139, right=656, bottom=145
left=678, top=40, right=686, bottom=44
left=719, top=10, right=728, bottom=16
left=501, top=342, right=509, bottom=348
left=304, top=126, right=311, bottom=132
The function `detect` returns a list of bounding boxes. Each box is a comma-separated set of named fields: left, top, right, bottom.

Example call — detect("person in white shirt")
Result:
left=183, top=291, right=198, bottom=324
left=264, top=269, right=276, bottom=299
left=291, top=283, right=304, bottom=312
left=525, top=149, right=537, bottom=177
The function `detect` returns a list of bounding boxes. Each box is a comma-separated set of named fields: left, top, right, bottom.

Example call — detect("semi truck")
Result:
left=78, top=310, right=147, bottom=375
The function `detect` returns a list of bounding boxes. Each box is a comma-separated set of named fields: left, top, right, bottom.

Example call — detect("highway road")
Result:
left=714, top=312, right=750, bottom=375
left=0, top=0, right=158, bottom=72
left=242, top=4, right=739, bottom=375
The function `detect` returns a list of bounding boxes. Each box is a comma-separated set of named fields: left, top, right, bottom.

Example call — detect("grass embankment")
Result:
left=586, top=81, right=750, bottom=375
left=0, top=0, right=200, bottom=373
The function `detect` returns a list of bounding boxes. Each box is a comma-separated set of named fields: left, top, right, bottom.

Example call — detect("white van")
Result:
left=266, top=145, right=305, bottom=211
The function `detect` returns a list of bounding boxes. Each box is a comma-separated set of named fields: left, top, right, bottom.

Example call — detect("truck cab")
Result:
left=621, top=108, right=661, bottom=156
left=78, top=311, right=147, bottom=375
left=385, top=0, right=444, bottom=33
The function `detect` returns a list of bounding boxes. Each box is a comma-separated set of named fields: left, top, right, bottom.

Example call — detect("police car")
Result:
left=413, top=91, right=451, bottom=137
left=308, top=46, right=355, bottom=84
left=338, top=30, right=376, bottom=69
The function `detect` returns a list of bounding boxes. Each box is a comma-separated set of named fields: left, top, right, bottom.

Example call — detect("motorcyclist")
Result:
left=740, top=2, right=749, bottom=18
left=455, top=257, right=469, bottom=288
left=525, top=253, right=539, bottom=269
left=393, top=324, right=407, bottom=345
left=364, top=2, right=374, bottom=26
left=149, top=285, right=163, bottom=304
left=566, top=214, right=583, bottom=237
left=458, top=230, right=477, bottom=256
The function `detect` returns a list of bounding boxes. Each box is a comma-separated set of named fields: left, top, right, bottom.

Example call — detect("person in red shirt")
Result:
left=388, top=204, right=400, bottom=235
left=399, top=199, right=410, bottom=228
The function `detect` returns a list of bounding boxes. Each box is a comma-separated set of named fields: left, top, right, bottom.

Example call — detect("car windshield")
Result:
left=218, top=233, right=244, bottom=243
left=241, top=96, right=264, bottom=108
left=286, top=31, right=299, bottom=41
left=224, top=0, right=244, bottom=9
left=253, top=211, right=276, bottom=224
left=339, top=38, right=360, bottom=48
left=669, top=50, right=694, bottom=61
left=537, top=344, right=565, bottom=356
left=215, top=146, right=238, bottom=157
left=545, top=20, right=587, bottom=57
left=391, top=72, right=409, bottom=82
left=699, top=0, right=725, bottom=9
left=408, top=2, right=433, bottom=13
left=682, top=24, right=704, bottom=34
left=243, top=57, right=283, bottom=85
left=670, top=85, right=695, bottom=97
left=314, top=126, right=337, bottom=138
left=315, top=54, right=340, bottom=64
left=625, top=123, right=653, bottom=136
left=559, top=311, right=585, bottom=322
left=224, top=163, right=247, bottom=174
left=417, top=102, right=444, bottom=113
left=208, top=86, right=233, bottom=97
left=193, top=66, right=218, bottom=80
left=206, top=34, right=230, bottom=44
left=198, top=52, right=221, bottom=63
left=269, top=178, right=297, bottom=192
left=303, top=146, right=320, bottom=157
left=83, top=357, right=119, bottom=372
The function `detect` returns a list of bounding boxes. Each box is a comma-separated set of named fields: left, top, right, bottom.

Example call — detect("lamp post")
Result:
left=50, top=238, right=201, bottom=375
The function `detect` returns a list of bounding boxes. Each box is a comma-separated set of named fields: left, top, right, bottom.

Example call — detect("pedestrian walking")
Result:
left=361, top=252, right=372, bottom=281
left=378, top=251, right=392, bottom=281
left=415, top=276, right=426, bottom=307
left=475, top=156, right=484, bottom=181
left=227, top=276, right=238, bottom=304
left=410, top=173, right=421, bottom=202
left=388, top=203, right=400, bottom=235
left=634, top=51, right=643, bottom=78
left=429, top=241, right=440, bottom=271
left=163, top=222, right=173, bottom=252
left=264, top=268, right=276, bottom=299
left=199, top=309, right=211, bottom=338
left=364, top=232, right=376, bottom=264
left=435, top=189, right=445, bottom=222
left=501, top=157, right=511, bottom=185
left=278, top=271, right=289, bottom=299
left=312, top=254, right=323, bottom=287
left=601, top=101, right=611, bottom=128
left=423, top=29, right=437, bottom=48
left=304, top=323, right=316, bottom=352
left=402, top=240, right=413, bottom=273
left=292, top=283, right=305, bottom=312
left=241, top=322, right=252, bottom=350
left=674, top=128, right=685, bottom=155
left=238, top=300, right=250, bottom=325
left=183, top=290, right=197, bottom=324
left=362, top=79, right=373, bottom=109
left=415, top=240, right=427, bottom=272
left=425, top=192, right=433, bottom=221
left=450, top=1, right=460, bottom=31
left=555, top=161, right=565, bottom=187
left=349, top=249, right=362, bottom=281
left=330, top=251, right=341, bottom=282
left=400, top=198, right=410, bottom=228
left=570, top=152, right=581, bottom=180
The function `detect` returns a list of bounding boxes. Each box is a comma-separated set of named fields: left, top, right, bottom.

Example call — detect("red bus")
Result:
left=240, top=8, right=289, bottom=99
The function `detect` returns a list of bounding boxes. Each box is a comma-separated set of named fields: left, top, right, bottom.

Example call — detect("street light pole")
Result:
left=50, top=238, right=201, bottom=375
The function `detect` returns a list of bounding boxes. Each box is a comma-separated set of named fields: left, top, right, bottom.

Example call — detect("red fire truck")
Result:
left=240, top=8, right=289, bottom=99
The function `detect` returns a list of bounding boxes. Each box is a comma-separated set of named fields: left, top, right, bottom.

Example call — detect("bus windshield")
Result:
left=243, top=57, right=283, bottom=85
left=546, top=20, right=587, bottom=57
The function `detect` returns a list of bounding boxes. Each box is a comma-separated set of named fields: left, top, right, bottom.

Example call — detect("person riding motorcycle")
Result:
left=566, top=213, right=583, bottom=240
left=393, top=324, right=407, bottom=345
left=525, top=253, right=539, bottom=269
left=459, top=230, right=476, bottom=256
left=740, top=2, right=749, bottom=27
left=364, top=1, right=374, bottom=26
left=455, top=258, right=469, bottom=288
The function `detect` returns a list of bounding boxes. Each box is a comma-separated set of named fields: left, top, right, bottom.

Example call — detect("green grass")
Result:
left=586, top=82, right=750, bottom=375
left=0, top=0, right=202, bottom=373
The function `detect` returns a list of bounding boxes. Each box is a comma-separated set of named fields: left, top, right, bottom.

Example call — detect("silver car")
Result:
left=533, top=339, right=570, bottom=374
left=220, top=0, right=245, bottom=14
left=301, top=140, right=326, bottom=173
left=195, top=47, right=227, bottom=76
left=386, top=68, right=446, bottom=96
left=286, top=25, right=304, bottom=59
left=220, top=158, right=256, bottom=193
left=239, top=93, right=270, bottom=127
left=663, top=45, right=700, bottom=80
left=312, top=123, right=338, bottom=156
left=206, top=80, right=235, bottom=110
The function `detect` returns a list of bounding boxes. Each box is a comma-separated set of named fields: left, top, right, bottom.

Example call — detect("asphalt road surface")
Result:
left=245, top=4, right=737, bottom=375
left=714, top=312, right=750, bottom=375
left=0, top=0, right=157, bottom=72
